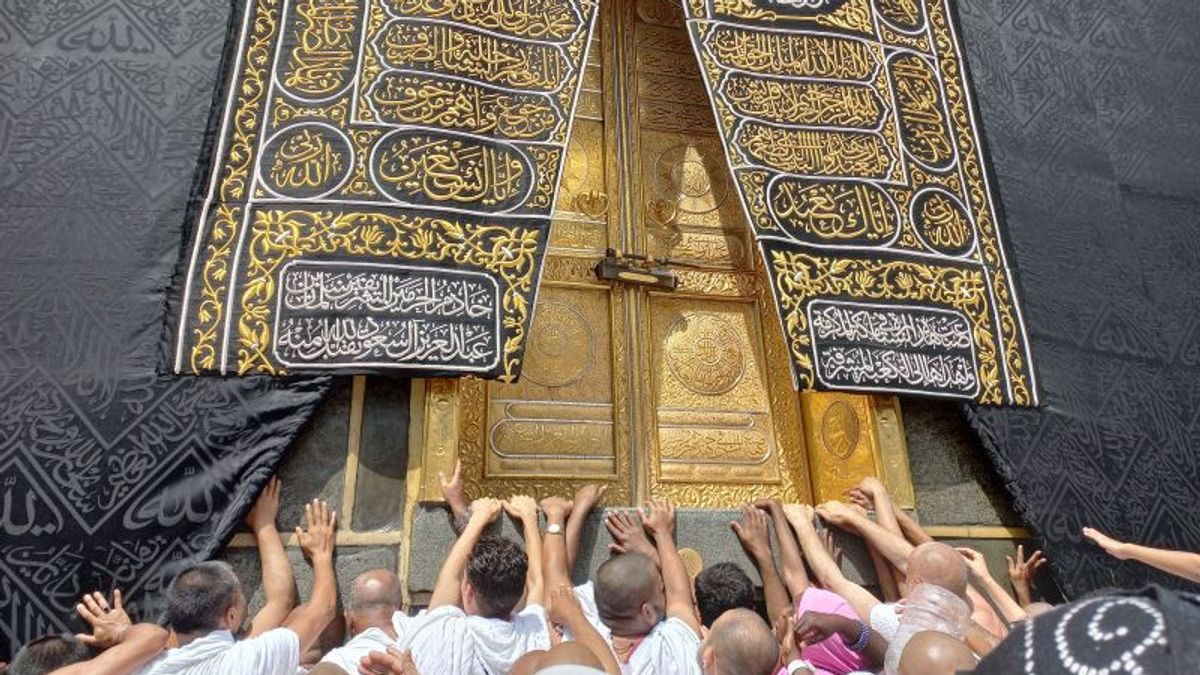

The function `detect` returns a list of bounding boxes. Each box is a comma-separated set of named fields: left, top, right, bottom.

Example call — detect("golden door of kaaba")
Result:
left=409, top=0, right=916, bottom=508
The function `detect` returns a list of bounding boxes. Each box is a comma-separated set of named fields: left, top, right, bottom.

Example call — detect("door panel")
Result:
left=485, top=285, right=619, bottom=480
left=627, top=1, right=811, bottom=504
left=431, top=0, right=917, bottom=508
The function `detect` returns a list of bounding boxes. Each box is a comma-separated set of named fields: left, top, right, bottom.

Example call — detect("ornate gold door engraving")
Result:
left=416, top=0, right=910, bottom=508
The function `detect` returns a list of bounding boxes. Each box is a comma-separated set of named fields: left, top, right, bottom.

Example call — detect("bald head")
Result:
left=898, top=631, right=977, bottom=675
left=345, top=569, right=402, bottom=636
left=595, top=553, right=663, bottom=634
left=909, top=542, right=969, bottom=598
left=701, top=608, right=780, bottom=675
left=510, top=642, right=606, bottom=675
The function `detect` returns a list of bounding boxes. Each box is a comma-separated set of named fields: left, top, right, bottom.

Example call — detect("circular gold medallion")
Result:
left=821, top=401, right=860, bottom=459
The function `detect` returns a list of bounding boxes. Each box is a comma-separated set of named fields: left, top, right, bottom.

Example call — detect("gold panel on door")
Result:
left=415, top=0, right=913, bottom=510
left=642, top=292, right=811, bottom=505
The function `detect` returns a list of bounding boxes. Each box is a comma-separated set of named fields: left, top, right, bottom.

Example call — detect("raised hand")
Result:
left=782, top=503, right=816, bottom=529
left=1082, top=527, right=1129, bottom=559
left=815, top=500, right=857, bottom=528
left=732, top=503, right=772, bottom=561
left=1006, top=545, right=1046, bottom=584
left=359, top=647, right=420, bottom=675
left=605, top=510, right=659, bottom=561
left=573, top=484, right=608, bottom=513
left=296, top=498, right=336, bottom=562
left=439, top=459, right=468, bottom=514
left=504, top=495, right=539, bottom=523
left=1006, top=544, right=1045, bottom=605
left=642, top=498, right=676, bottom=537
left=468, top=497, right=504, bottom=525
left=752, top=497, right=783, bottom=516
left=540, top=496, right=574, bottom=522
left=956, top=547, right=991, bottom=578
left=75, top=590, right=132, bottom=649
left=246, top=477, right=281, bottom=530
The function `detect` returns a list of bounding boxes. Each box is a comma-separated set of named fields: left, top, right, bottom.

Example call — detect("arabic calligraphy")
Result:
left=376, top=19, right=570, bottom=91
left=768, top=177, right=898, bottom=244
left=815, top=345, right=978, bottom=395
left=281, top=266, right=495, bottom=318
left=874, top=0, right=925, bottom=31
left=274, top=262, right=500, bottom=368
left=368, top=72, right=562, bottom=141
left=889, top=53, right=955, bottom=169
left=277, top=317, right=498, bottom=365
left=682, top=0, right=1037, bottom=404
left=383, top=0, right=583, bottom=41
left=281, top=0, right=359, bottom=99
left=808, top=301, right=973, bottom=350
left=262, top=124, right=352, bottom=197
left=702, top=24, right=878, bottom=81
left=912, top=188, right=974, bottom=256
left=372, top=130, right=533, bottom=209
left=721, top=74, right=885, bottom=129
left=175, top=0, right=598, bottom=378
left=738, top=122, right=893, bottom=179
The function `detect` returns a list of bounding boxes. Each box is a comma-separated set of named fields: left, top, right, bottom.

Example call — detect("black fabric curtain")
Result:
left=0, top=0, right=327, bottom=659
left=956, top=0, right=1200, bottom=597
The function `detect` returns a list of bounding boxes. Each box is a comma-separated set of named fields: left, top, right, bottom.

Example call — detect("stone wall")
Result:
left=223, top=384, right=1055, bottom=615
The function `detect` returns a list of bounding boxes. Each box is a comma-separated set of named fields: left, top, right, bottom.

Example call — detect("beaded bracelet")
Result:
left=846, top=621, right=871, bottom=652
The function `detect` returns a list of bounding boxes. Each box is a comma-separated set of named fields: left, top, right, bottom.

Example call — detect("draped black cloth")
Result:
left=958, top=0, right=1200, bottom=597
left=0, top=0, right=327, bottom=659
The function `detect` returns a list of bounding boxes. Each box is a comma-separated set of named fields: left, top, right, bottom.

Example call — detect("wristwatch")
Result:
left=545, top=523, right=564, bottom=535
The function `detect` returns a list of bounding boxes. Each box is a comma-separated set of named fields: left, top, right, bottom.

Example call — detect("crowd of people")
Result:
left=5, top=467, right=1199, bottom=675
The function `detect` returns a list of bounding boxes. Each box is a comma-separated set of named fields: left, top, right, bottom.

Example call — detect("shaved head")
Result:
left=345, top=569, right=402, bottom=636
left=898, top=631, right=977, bottom=674
left=595, top=553, right=663, bottom=635
left=701, top=608, right=779, bottom=675
left=349, top=569, right=403, bottom=613
left=909, top=543, right=969, bottom=598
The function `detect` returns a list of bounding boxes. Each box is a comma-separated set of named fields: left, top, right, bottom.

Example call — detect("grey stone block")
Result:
left=902, top=397, right=1019, bottom=527
left=407, top=505, right=885, bottom=596
left=222, top=545, right=399, bottom=616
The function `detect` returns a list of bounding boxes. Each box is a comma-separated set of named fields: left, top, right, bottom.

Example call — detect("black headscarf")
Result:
left=974, top=585, right=1200, bottom=674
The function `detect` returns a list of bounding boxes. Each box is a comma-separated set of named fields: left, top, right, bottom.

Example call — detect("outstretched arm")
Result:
left=817, top=501, right=914, bottom=572
left=507, top=495, right=544, bottom=608
left=1006, top=545, right=1046, bottom=608
left=247, top=478, right=297, bottom=636
left=644, top=499, right=701, bottom=634
left=284, top=499, right=339, bottom=654
left=568, top=485, right=606, bottom=572
left=429, top=497, right=503, bottom=609
left=53, top=624, right=169, bottom=675
left=541, top=496, right=574, bottom=602
left=1084, top=527, right=1200, bottom=583
left=784, top=504, right=882, bottom=625
left=754, top=498, right=809, bottom=599
left=440, top=460, right=470, bottom=535
left=958, top=548, right=1026, bottom=623
left=546, top=584, right=621, bottom=675
left=732, top=504, right=790, bottom=622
